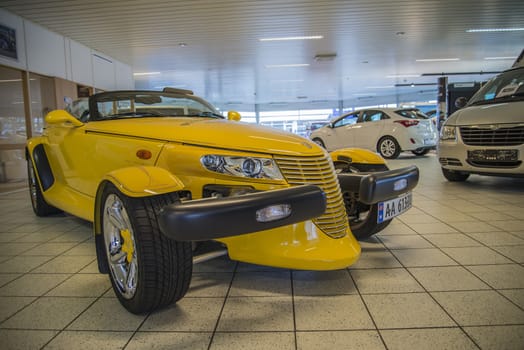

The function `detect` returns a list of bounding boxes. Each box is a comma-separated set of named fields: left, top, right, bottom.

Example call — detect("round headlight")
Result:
left=242, top=158, right=262, bottom=177
left=201, top=155, right=223, bottom=170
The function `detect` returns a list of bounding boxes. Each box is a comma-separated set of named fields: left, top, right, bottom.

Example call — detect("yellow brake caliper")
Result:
left=120, top=229, right=134, bottom=263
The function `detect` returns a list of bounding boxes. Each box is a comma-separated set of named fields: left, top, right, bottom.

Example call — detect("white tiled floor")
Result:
left=1, top=153, right=523, bottom=349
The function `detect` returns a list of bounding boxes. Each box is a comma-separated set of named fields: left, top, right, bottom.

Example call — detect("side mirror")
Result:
left=454, top=97, right=468, bottom=109
left=45, top=110, right=84, bottom=127
left=227, top=111, right=241, bottom=121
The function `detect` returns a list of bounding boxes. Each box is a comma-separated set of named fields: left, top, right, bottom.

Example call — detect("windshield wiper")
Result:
left=103, top=111, right=167, bottom=119
left=185, top=111, right=224, bottom=118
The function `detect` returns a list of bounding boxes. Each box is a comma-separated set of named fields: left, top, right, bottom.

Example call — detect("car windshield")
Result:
left=394, top=109, right=430, bottom=119
left=467, top=67, right=524, bottom=106
left=89, top=91, right=223, bottom=121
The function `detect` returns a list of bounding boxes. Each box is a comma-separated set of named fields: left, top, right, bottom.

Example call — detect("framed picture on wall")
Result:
left=0, top=23, right=17, bottom=60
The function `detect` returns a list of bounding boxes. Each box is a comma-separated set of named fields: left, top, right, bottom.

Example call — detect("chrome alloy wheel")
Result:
left=380, top=139, right=396, bottom=158
left=103, top=194, right=138, bottom=299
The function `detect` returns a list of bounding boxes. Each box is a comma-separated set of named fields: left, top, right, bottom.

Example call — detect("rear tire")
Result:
left=101, top=183, right=192, bottom=314
left=442, top=168, right=470, bottom=182
left=377, top=136, right=401, bottom=159
left=411, top=149, right=430, bottom=156
left=335, top=162, right=392, bottom=240
left=27, top=159, right=62, bottom=217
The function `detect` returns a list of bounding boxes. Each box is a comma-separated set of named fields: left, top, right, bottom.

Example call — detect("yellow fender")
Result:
left=330, top=148, right=386, bottom=165
left=102, top=166, right=185, bottom=197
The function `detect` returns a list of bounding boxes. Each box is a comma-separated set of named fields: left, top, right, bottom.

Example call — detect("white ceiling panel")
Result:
left=2, top=0, right=523, bottom=109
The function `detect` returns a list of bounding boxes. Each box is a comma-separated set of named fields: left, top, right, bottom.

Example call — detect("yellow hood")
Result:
left=86, top=117, right=322, bottom=156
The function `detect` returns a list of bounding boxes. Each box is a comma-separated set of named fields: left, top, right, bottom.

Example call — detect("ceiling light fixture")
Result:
left=265, top=63, right=310, bottom=68
left=271, top=79, right=304, bottom=82
left=365, top=85, right=395, bottom=89
left=133, top=72, right=161, bottom=76
left=259, top=35, right=323, bottom=42
left=395, top=83, right=437, bottom=87
left=466, top=28, right=524, bottom=32
left=386, top=74, right=420, bottom=78
left=421, top=71, right=500, bottom=76
left=416, top=58, right=460, bottom=62
left=353, top=93, right=377, bottom=97
left=484, top=56, right=517, bottom=60
left=314, top=53, right=337, bottom=62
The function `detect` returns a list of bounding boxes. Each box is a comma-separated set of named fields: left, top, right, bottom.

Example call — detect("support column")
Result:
left=255, top=103, right=260, bottom=124
left=436, top=76, right=448, bottom=129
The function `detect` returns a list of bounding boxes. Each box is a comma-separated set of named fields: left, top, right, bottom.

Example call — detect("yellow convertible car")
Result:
left=26, top=88, right=418, bottom=313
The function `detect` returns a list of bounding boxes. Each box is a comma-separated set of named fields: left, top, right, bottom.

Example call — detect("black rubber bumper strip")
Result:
left=158, top=185, right=326, bottom=241
left=338, top=165, right=419, bottom=205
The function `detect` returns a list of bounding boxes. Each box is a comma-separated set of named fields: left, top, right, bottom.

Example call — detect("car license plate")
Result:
left=467, top=149, right=518, bottom=161
left=378, top=192, right=412, bottom=223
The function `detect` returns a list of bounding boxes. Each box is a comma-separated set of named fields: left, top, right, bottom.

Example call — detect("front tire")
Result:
left=27, top=159, right=62, bottom=217
left=442, top=168, right=470, bottom=182
left=335, top=163, right=392, bottom=240
left=101, top=183, right=192, bottom=314
left=312, top=138, right=326, bottom=148
left=377, top=136, right=401, bottom=159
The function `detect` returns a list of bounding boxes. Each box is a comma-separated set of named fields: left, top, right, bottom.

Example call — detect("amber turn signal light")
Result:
left=136, top=149, right=152, bottom=160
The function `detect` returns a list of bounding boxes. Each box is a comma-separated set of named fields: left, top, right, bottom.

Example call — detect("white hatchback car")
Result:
left=310, top=108, right=438, bottom=159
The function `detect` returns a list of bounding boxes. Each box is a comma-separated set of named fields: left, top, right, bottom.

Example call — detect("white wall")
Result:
left=68, top=39, right=93, bottom=87
left=0, top=8, right=133, bottom=90
left=0, top=9, right=27, bottom=71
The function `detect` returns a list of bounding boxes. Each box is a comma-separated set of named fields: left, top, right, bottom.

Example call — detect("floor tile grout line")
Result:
left=374, top=233, right=484, bottom=349
left=36, top=287, right=113, bottom=350
left=345, top=268, right=388, bottom=350
left=290, top=270, right=298, bottom=350
left=460, top=265, right=524, bottom=312
left=205, top=260, right=238, bottom=350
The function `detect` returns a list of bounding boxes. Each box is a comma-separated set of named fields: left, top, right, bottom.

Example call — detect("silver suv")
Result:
left=438, top=61, right=524, bottom=181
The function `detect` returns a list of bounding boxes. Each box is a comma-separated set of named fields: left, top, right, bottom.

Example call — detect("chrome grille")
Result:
left=459, top=125, right=524, bottom=146
left=274, top=154, right=348, bottom=238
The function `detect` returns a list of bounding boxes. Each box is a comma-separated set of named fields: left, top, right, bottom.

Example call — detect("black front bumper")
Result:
left=337, top=165, right=419, bottom=204
left=158, top=185, right=326, bottom=241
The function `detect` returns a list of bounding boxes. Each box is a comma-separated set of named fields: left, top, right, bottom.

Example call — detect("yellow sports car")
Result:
left=26, top=88, right=418, bottom=314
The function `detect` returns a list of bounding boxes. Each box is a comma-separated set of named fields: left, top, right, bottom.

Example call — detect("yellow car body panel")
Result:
left=103, top=166, right=186, bottom=198
left=330, top=148, right=386, bottom=165
left=27, top=92, right=410, bottom=271
left=218, top=222, right=361, bottom=270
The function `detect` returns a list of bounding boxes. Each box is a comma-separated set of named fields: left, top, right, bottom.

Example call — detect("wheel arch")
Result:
left=93, top=166, right=186, bottom=273
left=94, top=166, right=186, bottom=232
left=26, top=143, right=55, bottom=191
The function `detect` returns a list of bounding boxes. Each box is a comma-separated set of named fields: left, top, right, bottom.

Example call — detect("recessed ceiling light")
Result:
left=259, top=35, right=323, bottom=42
left=271, top=79, right=304, bottom=82
left=484, top=56, right=517, bottom=60
left=265, top=64, right=310, bottom=68
left=314, top=53, right=337, bottom=61
left=365, top=85, right=395, bottom=89
left=133, top=72, right=161, bottom=76
left=416, top=58, right=460, bottom=62
left=466, top=28, right=524, bottom=32
left=178, top=43, right=188, bottom=47
left=353, top=93, right=377, bottom=96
